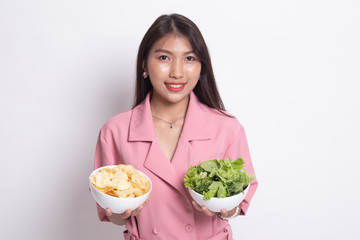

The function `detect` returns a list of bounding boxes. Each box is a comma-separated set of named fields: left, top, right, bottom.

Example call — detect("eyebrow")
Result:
left=154, top=49, right=195, bottom=55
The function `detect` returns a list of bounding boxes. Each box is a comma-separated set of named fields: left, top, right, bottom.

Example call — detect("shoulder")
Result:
left=189, top=102, right=247, bottom=159
left=201, top=103, right=244, bottom=133
left=190, top=92, right=243, bottom=132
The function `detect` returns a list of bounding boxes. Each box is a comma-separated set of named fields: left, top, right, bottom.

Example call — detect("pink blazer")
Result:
left=94, top=92, right=258, bottom=240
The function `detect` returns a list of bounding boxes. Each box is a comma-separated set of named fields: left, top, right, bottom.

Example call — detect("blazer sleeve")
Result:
left=93, top=131, right=116, bottom=222
left=223, top=125, right=258, bottom=215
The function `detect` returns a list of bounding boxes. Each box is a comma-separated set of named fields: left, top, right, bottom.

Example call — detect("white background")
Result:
left=1, top=0, right=359, bottom=239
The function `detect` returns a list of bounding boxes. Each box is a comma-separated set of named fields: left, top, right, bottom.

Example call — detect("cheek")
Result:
left=186, top=64, right=201, bottom=78
left=148, top=62, right=169, bottom=76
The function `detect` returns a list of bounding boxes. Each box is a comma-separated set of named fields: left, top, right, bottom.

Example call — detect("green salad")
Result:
left=184, top=158, right=254, bottom=200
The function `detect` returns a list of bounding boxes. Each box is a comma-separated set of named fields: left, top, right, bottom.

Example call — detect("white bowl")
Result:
left=189, top=184, right=250, bottom=212
left=89, top=165, right=152, bottom=214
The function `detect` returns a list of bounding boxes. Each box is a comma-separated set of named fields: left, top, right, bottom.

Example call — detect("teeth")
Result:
left=168, top=84, right=183, bottom=88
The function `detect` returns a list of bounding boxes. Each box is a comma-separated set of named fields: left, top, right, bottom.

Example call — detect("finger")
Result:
left=105, top=208, right=112, bottom=217
left=192, top=201, right=214, bottom=216
left=201, top=206, right=214, bottom=216
left=131, top=205, right=144, bottom=217
left=120, top=209, right=132, bottom=219
left=131, top=198, right=150, bottom=216
left=142, top=198, right=150, bottom=207
left=220, top=209, right=228, bottom=217
left=192, top=201, right=203, bottom=211
left=140, top=199, right=150, bottom=209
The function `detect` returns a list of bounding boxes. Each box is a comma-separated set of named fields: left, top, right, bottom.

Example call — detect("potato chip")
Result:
left=133, top=187, right=144, bottom=197
left=123, top=165, right=137, bottom=176
left=132, top=173, right=151, bottom=191
left=90, top=164, right=150, bottom=198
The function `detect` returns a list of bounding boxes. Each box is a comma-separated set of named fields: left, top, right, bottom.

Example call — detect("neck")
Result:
left=150, top=94, right=189, bottom=121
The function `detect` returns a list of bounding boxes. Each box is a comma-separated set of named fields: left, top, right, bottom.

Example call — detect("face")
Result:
left=145, top=34, right=201, bottom=106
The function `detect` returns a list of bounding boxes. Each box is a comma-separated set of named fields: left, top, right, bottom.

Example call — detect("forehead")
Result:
left=150, top=33, right=193, bottom=53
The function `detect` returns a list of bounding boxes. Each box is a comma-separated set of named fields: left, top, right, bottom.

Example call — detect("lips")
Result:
left=165, top=82, right=185, bottom=92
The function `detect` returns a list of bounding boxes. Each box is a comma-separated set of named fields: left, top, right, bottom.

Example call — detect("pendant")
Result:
left=170, top=125, right=173, bottom=129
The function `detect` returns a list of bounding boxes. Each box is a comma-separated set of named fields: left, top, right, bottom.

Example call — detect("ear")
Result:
left=142, top=60, right=147, bottom=72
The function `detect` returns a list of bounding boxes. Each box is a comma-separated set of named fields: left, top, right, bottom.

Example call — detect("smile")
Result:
left=165, top=83, right=185, bottom=92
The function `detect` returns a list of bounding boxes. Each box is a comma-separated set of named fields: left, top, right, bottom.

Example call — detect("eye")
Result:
left=159, top=55, right=169, bottom=61
left=186, top=56, right=196, bottom=61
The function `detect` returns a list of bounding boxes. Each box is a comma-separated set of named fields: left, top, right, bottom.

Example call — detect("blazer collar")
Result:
left=181, top=92, right=211, bottom=141
left=129, top=91, right=211, bottom=142
left=128, top=93, right=156, bottom=141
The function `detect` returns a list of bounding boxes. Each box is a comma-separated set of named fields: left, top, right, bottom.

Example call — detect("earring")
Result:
left=142, top=72, right=148, bottom=79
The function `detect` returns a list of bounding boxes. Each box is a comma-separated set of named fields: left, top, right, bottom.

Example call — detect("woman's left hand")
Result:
left=191, top=201, right=214, bottom=216
left=218, top=207, right=237, bottom=218
left=191, top=201, right=237, bottom=217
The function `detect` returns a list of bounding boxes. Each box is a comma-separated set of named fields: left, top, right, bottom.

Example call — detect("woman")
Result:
left=94, top=13, right=257, bottom=240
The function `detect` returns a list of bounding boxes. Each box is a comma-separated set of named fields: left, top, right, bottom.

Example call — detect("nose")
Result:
left=169, top=59, right=183, bottom=79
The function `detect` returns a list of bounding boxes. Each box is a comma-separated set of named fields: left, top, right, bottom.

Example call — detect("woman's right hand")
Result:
left=105, top=198, right=150, bottom=225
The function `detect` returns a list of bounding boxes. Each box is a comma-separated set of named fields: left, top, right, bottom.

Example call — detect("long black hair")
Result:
left=133, top=13, right=227, bottom=114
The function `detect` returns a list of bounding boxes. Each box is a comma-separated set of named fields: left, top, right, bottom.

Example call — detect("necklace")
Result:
left=152, top=114, right=185, bottom=129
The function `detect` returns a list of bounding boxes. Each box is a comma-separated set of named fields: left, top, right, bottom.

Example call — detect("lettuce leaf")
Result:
left=184, top=158, right=254, bottom=200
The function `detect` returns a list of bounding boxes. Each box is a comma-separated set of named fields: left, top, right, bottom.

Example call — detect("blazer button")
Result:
left=153, top=226, right=160, bottom=234
left=185, top=224, right=193, bottom=232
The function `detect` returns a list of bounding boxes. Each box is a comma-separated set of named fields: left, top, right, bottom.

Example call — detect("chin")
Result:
left=164, top=94, right=189, bottom=104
